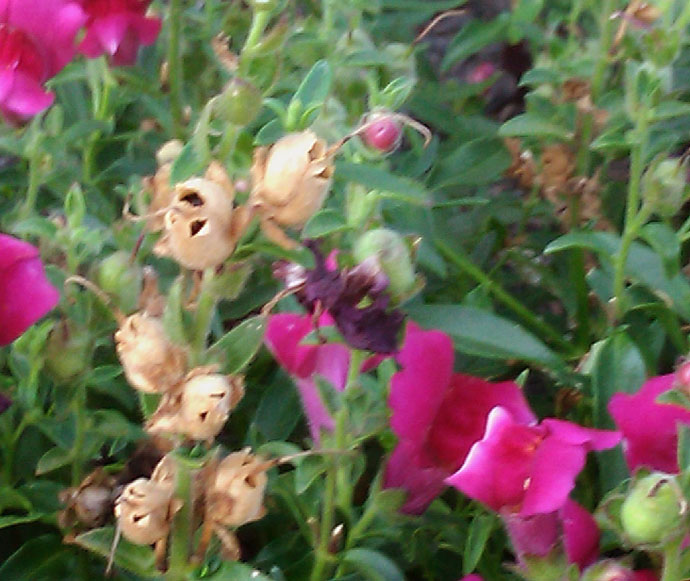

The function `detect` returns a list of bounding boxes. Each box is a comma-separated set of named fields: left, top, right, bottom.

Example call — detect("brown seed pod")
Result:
left=250, top=131, right=334, bottom=248
left=115, top=313, right=187, bottom=394
left=114, top=477, right=181, bottom=546
left=207, top=448, right=268, bottom=527
left=154, top=163, right=251, bottom=270
left=58, top=469, right=117, bottom=531
left=179, top=371, right=245, bottom=441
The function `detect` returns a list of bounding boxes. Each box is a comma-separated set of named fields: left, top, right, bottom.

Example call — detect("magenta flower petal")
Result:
left=608, top=374, right=690, bottom=473
left=266, top=313, right=319, bottom=378
left=0, top=70, right=53, bottom=118
left=295, top=376, right=334, bottom=441
left=561, top=499, right=599, bottom=570
left=521, top=437, right=586, bottom=516
left=0, top=234, right=59, bottom=345
left=0, top=0, right=86, bottom=76
left=383, top=440, right=447, bottom=514
left=388, top=323, right=454, bottom=443
left=78, top=0, right=161, bottom=66
left=502, top=510, right=560, bottom=559
left=427, top=373, right=536, bottom=470
left=541, top=418, right=623, bottom=451
left=460, top=576, right=483, bottom=581
left=446, top=407, right=538, bottom=512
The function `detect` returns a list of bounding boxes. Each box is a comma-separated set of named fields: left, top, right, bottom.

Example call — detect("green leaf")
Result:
left=302, top=209, right=350, bottom=239
left=407, top=304, right=563, bottom=368
left=74, top=527, right=159, bottom=578
left=0, top=535, right=77, bottom=579
left=544, top=230, right=619, bottom=261
left=434, top=137, right=511, bottom=187
left=498, top=113, right=572, bottom=140
left=584, top=333, right=645, bottom=493
left=292, top=60, right=332, bottom=111
left=208, top=315, right=266, bottom=373
left=341, top=548, right=405, bottom=581
left=36, top=447, right=72, bottom=475
left=169, top=139, right=206, bottom=184
left=294, top=455, right=326, bottom=494
left=0, top=513, right=43, bottom=529
left=254, top=375, right=302, bottom=440
left=639, top=222, right=680, bottom=278
left=92, top=410, right=143, bottom=441
left=336, top=160, right=428, bottom=202
left=162, top=276, right=188, bottom=345
left=652, top=100, right=690, bottom=121
left=256, top=119, right=285, bottom=144
left=204, top=562, right=272, bottom=580
left=463, top=514, right=494, bottom=575
left=441, top=16, right=508, bottom=72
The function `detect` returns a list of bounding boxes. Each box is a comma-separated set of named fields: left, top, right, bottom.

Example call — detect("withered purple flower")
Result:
left=273, top=241, right=404, bottom=354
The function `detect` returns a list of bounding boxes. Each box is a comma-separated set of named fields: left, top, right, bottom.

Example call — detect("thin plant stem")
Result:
left=166, top=452, right=198, bottom=581
left=435, top=240, right=576, bottom=356
left=168, top=0, right=184, bottom=138
left=192, top=270, right=218, bottom=365
left=242, top=8, right=272, bottom=55
left=18, top=148, right=42, bottom=221
left=661, top=538, right=684, bottom=581
left=613, top=110, right=649, bottom=319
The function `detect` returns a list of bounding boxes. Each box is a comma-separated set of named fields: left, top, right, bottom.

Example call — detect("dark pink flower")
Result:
left=78, top=0, right=161, bottom=66
left=608, top=374, right=690, bottom=473
left=265, top=312, right=351, bottom=443
left=502, top=499, right=599, bottom=570
left=466, top=61, right=496, bottom=84
left=0, top=0, right=85, bottom=121
left=446, top=407, right=620, bottom=516
left=459, top=576, right=483, bottom=581
left=0, top=234, right=59, bottom=345
left=384, top=323, right=535, bottom=513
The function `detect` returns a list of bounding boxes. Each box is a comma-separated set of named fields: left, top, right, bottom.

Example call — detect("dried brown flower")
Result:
left=250, top=131, right=334, bottom=248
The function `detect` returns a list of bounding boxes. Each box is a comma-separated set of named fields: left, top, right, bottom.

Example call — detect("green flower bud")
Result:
left=214, top=79, right=262, bottom=126
left=97, top=251, right=142, bottom=314
left=642, top=158, right=687, bottom=217
left=45, top=320, right=92, bottom=382
left=620, top=473, right=686, bottom=547
left=354, top=228, right=416, bottom=301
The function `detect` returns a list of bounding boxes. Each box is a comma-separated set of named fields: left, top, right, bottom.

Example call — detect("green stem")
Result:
left=216, top=124, right=239, bottom=164
left=322, top=0, right=335, bottom=38
left=168, top=0, right=184, bottom=138
left=661, top=538, right=684, bottom=581
left=613, top=110, right=649, bottom=319
left=166, top=452, right=199, bottom=581
left=18, top=148, right=42, bottom=221
left=435, top=240, right=576, bottom=355
left=191, top=270, right=218, bottom=365
left=242, top=9, right=272, bottom=56
left=83, top=59, right=114, bottom=184
left=310, top=350, right=363, bottom=581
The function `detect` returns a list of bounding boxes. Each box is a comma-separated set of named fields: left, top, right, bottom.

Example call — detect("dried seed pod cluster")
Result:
left=112, top=275, right=244, bottom=442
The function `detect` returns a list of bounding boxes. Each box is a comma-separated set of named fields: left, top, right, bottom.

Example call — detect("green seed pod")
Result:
left=642, top=158, right=687, bottom=218
left=45, top=320, right=92, bottom=382
left=353, top=228, right=416, bottom=301
left=620, top=473, right=685, bottom=547
left=97, top=251, right=142, bottom=313
left=214, top=79, right=262, bottom=127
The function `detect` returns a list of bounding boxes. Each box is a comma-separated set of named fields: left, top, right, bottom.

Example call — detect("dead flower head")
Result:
left=143, top=140, right=184, bottom=232
left=146, top=368, right=245, bottom=442
left=153, top=163, right=251, bottom=270
left=115, top=312, right=187, bottom=394
left=250, top=130, right=334, bottom=248
left=206, top=448, right=269, bottom=527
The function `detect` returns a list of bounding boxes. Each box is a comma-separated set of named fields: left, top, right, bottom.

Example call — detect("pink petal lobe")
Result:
left=295, top=377, right=334, bottom=443
left=265, top=313, right=318, bottom=377
left=609, top=374, right=689, bottom=472
left=561, top=499, right=599, bottom=570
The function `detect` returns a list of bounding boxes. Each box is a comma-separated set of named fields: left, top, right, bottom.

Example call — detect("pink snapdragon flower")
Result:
left=446, top=406, right=620, bottom=516
left=0, top=0, right=86, bottom=121
left=78, top=0, right=161, bottom=66
left=0, top=233, right=59, bottom=345
left=384, top=323, right=535, bottom=513
left=608, top=373, right=690, bottom=473
left=265, top=312, right=351, bottom=443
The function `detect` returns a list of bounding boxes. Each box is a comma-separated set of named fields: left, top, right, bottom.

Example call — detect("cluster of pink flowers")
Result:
left=266, top=312, right=690, bottom=579
left=0, top=0, right=160, bottom=122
